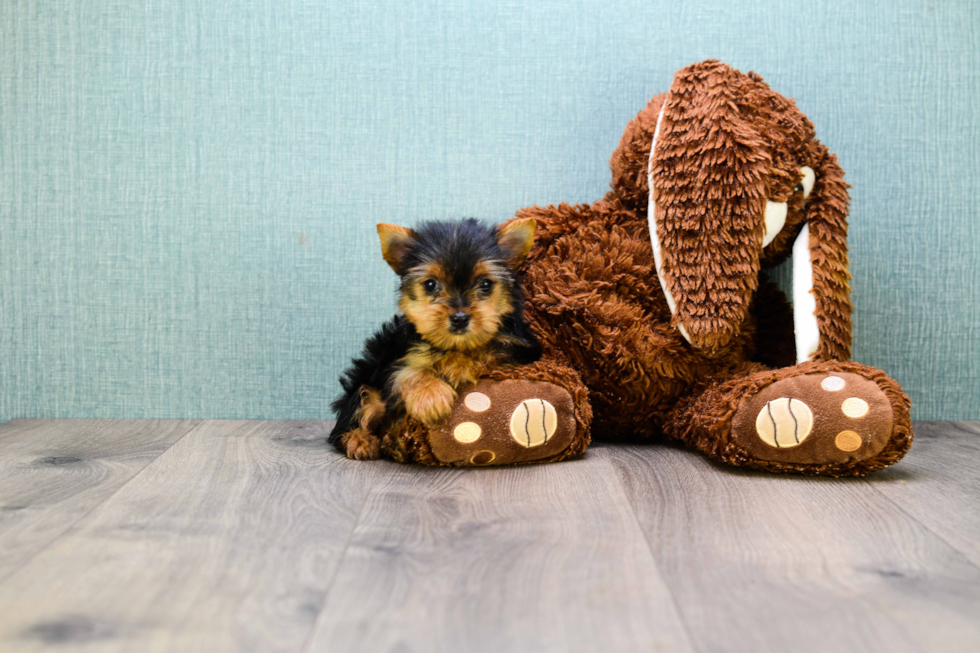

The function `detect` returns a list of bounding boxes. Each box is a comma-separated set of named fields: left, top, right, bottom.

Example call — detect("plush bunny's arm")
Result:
left=793, top=148, right=852, bottom=362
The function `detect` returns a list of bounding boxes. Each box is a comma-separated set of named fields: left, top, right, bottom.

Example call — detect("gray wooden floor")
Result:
left=0, top=420, right=978, bottom=652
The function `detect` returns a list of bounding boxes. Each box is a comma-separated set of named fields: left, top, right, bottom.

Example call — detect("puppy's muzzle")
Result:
left=449, top=312, right=470, bottom=332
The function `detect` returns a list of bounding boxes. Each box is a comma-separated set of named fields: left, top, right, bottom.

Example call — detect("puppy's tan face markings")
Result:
left=465, top=260, right=516, bottom=349
left=399, top=260, right=515, bottom=351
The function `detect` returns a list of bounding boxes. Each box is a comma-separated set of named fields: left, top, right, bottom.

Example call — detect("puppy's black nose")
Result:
left=449, top=312, right=470, bottom=330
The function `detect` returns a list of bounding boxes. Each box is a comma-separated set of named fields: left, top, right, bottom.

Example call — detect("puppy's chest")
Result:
left=432, top=350, right=494, bottom=387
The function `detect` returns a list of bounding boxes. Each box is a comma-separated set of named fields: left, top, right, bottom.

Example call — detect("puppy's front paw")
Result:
left=403, top=378, right=457, bottom=426
left=341, top=429, right=381, bottom=460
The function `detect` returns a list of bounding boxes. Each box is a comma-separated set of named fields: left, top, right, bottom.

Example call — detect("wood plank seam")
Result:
left=299, top=465, right=383, bottom=653
left=860, top=422, right=980, bottom=574
left=0, top=420, right=202, bottom=588
left=597, top=438, right=980, bottom=653
left=599, top=447, right=702, bottom=653
left=946, top=422, right=980, bottom=436
left=860, top=480, right=980, bottom=574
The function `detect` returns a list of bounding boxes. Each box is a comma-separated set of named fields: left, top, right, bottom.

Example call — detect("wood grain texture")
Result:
left=599, top=441, right=980, bottom=653
left=0, top=419, right=197, bottom=583
left=0, top=421, right=379, bottom=653
left=1, top=420, right=978, bottom=653
left=305, top=454, right=695, bottom=653
left=866, top=421, right=980, bottom=567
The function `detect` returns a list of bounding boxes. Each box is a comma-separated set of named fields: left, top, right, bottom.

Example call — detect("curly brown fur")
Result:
left=329, top=218, right=542, bottom=460
left=505, top=59, right=911, bottom=475
left=519, top=203, right=755, bottom=440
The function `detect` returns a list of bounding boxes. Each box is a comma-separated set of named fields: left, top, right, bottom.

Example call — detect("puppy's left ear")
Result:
left=497, top=218, right=536, bottom=269
left=377, top=223, right=417, bottom=274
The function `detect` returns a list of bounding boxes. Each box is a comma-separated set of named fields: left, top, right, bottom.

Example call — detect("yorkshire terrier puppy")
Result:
left=329, top=218, right=542, bottom=460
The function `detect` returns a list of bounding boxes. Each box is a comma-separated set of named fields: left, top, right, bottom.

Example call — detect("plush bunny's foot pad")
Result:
left=732, top=372, right=897, bottom=469
left=426, top=379, right=579, bottom=465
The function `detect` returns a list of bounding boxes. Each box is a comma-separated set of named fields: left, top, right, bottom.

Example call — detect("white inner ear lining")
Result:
left=647, top=103, right=692, bottom=344
left=793, top=223, right=820, bottom=363
left=761, top=167, right=817, bottom=249
left=801, top=166, right=815, bottom=199
left=792, top=166, right=819, bottom=362
left=762, top=201, right=788, bottom=248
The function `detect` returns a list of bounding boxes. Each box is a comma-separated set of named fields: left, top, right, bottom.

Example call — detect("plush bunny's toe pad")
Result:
left=427, top=379, right=578, bottom=465
left=732, top=373, right=894, bottom=466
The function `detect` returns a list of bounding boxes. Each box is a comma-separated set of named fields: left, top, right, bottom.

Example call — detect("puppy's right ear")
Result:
left=376, top=223, right=417, bottom=274
left=497, top=217, right=536, bottom=269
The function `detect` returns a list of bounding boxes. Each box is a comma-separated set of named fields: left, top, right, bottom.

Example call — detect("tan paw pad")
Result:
left=755, top=398, right=814, bottom=448
left=469, top=450, right=496, bottom=465
left=821, top=375, right=846, bottom=391
left=835, top=430, right=863, bottom=452
left=463, top=392, right=491, bottom=412
left=841, top=397, right=870, bottom=418
left=510, top=399, right=558, bottom=448
left=453, top=422, right=482, bottom=443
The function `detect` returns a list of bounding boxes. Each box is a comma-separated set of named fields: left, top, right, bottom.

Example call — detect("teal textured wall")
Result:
left=1, top=1, right=978, bottom=422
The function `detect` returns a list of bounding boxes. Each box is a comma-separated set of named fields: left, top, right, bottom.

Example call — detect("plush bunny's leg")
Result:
left=666, top=361, right=913, bottom=476
left=381, top=357, right=592, bottom=466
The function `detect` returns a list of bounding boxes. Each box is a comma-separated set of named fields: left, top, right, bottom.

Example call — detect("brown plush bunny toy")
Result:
left=386, top=60, right=912, bottom=476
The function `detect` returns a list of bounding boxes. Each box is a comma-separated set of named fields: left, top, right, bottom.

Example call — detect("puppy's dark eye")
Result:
left=422, top=279, right=438, bottom=294
left=795, top=184, right=804, bottom=192
left=478, top=279, right=494, bottom=294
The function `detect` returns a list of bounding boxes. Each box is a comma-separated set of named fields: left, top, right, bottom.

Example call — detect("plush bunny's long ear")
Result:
left=648, top=61, right=772, bottom=354
left=792, top=147, right=852, bottom=362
